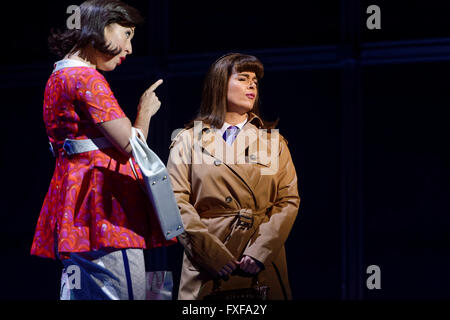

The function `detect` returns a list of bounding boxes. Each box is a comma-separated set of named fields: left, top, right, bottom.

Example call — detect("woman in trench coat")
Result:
left=167, top=53, right=300, bottom=300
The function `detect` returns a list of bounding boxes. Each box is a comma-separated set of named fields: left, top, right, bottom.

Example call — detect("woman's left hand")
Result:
left=239, top=255, right=262, bottom=274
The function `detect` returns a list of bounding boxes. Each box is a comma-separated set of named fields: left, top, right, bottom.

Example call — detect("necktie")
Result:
left=223, top=126, right=239, bottom=145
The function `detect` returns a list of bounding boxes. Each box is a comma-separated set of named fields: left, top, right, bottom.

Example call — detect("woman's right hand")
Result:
left=137, top=79, right=163, bottom=117
left=218, top=260, right=240, bottom=277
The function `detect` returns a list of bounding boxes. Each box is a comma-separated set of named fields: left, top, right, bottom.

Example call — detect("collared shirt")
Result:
left=218, top=116, right=248, bottom=139
left=53, top=59, right=92, bottom=72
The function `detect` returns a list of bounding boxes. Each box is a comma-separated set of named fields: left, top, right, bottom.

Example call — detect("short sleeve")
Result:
left=75, top=68, right=126, bottom=124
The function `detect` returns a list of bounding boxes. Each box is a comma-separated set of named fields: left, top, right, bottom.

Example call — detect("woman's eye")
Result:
left=126, top=31, right=132, bottom=38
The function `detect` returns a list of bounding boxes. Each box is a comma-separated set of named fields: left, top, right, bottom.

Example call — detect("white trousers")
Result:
left=60, top=248, right=146, bottom=300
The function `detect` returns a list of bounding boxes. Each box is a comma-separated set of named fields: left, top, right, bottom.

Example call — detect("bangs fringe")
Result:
left=233, top=58, right=264, bottom=79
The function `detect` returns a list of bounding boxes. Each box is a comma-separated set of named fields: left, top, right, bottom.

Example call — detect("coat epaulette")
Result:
left=169, top=128, right=188, bottom=150
left=279, top=133, right=288, bottom=145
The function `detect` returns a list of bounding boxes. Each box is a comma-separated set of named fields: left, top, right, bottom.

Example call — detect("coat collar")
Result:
left=198, top=112, right=264, bottom=134
left=247, top=112, right=264, bottom=129
left=197, top=112, right=272, bottom=162
left=198, top=113, right=261, bottom=156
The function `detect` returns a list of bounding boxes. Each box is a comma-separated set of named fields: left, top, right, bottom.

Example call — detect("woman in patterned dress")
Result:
left=30, top=0, right=175, bottom=300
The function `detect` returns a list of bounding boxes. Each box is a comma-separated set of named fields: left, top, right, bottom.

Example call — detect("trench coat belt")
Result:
left=198, top=206, right=272, bottom=229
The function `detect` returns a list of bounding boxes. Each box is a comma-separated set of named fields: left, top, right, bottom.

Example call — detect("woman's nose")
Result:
left=125, top=42, right=132, bottom=55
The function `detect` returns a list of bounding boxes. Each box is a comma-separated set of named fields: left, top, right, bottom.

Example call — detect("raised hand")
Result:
left=138, top=79, right=163, bottom=117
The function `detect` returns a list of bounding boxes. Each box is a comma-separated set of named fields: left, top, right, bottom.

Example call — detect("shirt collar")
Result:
left=53, top=59, right=93, bottom=73
left=218, top=115, right=247, bottom=138
left=221, top=117, right=248, bottom=131
left=201, top=112, right=265, bottom=134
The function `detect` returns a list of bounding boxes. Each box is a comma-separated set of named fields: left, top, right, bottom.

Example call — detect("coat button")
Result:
left=214, top=160, right=222, bottom=166
left=225, top=196, right=232, bottom=203
left=250, top=154, right=257, bottom=161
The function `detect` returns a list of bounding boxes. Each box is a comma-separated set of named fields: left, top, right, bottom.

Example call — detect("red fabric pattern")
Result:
left=31, top=66, right=176, bottom=259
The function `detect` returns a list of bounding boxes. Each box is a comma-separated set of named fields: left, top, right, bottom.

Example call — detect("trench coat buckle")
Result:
left=237, top=213, right=254, bottom=229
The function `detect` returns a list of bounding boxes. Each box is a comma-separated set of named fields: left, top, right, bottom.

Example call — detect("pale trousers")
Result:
left=59, top=248, right=146, bottom=300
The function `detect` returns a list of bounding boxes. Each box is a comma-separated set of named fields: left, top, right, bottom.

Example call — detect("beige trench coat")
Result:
left=167, top=113, right=300, bottom=300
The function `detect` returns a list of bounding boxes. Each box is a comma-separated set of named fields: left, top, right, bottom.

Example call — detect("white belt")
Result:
left=49, top=138, right=113, bottom=156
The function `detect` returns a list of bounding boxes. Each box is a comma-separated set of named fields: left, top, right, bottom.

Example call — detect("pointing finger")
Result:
left=147, top=79, right=163, bottom=93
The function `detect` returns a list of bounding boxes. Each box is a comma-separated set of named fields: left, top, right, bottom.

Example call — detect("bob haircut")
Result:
left=189, top=53, right=277, bottom=129
left=49, top=0, right=144, bottom=58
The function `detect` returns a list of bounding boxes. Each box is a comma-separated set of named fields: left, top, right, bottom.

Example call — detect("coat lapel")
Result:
left=194, top=113, right=271, bottom=207
left=198, top=125, right=258, bottom=205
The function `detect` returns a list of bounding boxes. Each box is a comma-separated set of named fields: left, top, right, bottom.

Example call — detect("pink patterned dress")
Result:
left=31, top=61, right=175, bottom=259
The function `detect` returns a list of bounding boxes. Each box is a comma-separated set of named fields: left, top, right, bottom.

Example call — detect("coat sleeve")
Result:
left=167, top=130, right=237, bottom=275
left=243, top=136, right=300, bottom=266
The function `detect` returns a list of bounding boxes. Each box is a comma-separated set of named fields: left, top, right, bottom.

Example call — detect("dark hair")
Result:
left=188, top=53, right=276, bottom=129
left=48, top=0, right=144, bottom=58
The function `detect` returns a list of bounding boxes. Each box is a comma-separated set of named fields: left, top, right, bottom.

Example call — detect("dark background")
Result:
left=0, top=0, right=449, bottom=300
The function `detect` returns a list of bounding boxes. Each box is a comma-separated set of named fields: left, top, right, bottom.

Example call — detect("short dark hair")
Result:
left=48, top=0, right=144, bottom=58
left=188, top=53, right=276, bottom=129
